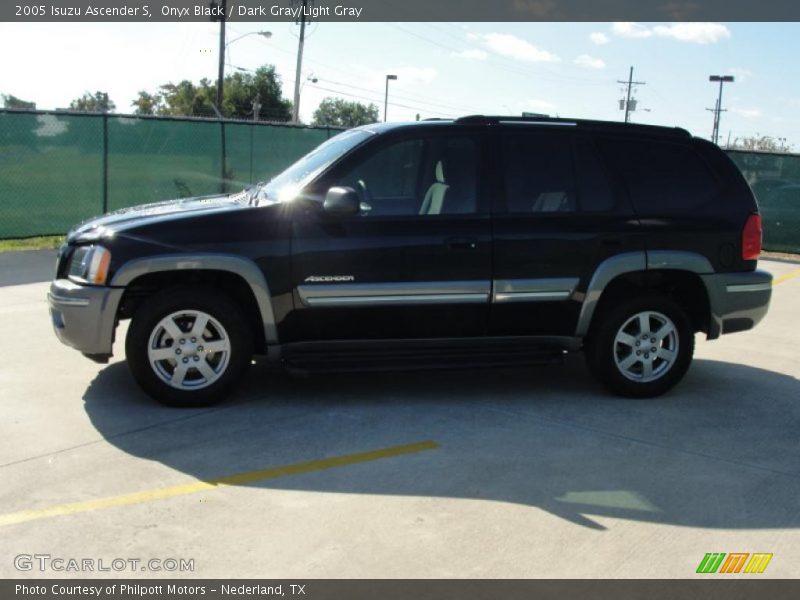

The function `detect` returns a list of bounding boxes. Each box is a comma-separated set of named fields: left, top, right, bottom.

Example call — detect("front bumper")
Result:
left=48, top=279, right=124, bottom=358
left=701, top=269, right=773, bottom=339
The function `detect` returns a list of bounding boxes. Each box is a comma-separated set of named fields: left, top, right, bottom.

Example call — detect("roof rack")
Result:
left=453, top=115, right=691, bottom=137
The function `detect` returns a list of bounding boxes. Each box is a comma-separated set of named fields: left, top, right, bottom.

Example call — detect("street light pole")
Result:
left=217, top=29, right=272, bottom=114
left=384, top=74, right=397, bottom=122
left=709, top=75, right=734, bottom=145
left=210, top=8, right=271, bottom=194
left=214, top=11, right=272, bottom=113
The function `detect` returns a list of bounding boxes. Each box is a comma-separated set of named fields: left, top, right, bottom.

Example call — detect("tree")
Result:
left=134, top=65, right=292, bottom=121
left=131, top=91, right=160, bottom=115
left=156, top=79, right=216, bottom=117
left=222, top=66, right=292, bottom=121
left=69, top=91, right=116, bottom=113
left=729, top=134, right=794, bottom=153
left=312, top=97, right=379, bottom=128
left=2, top=94, right=36, bottom=109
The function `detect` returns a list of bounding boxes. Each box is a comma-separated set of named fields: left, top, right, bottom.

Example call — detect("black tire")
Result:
left=125, top=286, right=254, bottom=407
left=585, top=295, right=694, bottom=398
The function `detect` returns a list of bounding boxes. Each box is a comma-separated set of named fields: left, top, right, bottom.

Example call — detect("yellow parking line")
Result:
left=773, top=267, right=800, bottom=286
left=0, top=440, right=439, bottom=528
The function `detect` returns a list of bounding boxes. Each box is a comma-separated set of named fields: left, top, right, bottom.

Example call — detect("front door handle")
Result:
left=445, top=237, right=478, bottom=250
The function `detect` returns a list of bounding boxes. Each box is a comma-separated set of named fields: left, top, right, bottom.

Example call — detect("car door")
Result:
left=284, top=129, right=492, bottom=342
left=489, top=127, right=642, bottom=337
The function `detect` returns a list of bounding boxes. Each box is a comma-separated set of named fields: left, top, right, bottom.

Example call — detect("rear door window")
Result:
left=573, top=136, right=616, bottom=212
left=599, top=137, right=720, bottom=216
left=500, top=131, right=617, bottom=214
left=501, top=133, right=576, bottom=214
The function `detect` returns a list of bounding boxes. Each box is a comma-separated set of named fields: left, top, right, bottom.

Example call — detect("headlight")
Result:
left=67, top=245, right=111, bottom=285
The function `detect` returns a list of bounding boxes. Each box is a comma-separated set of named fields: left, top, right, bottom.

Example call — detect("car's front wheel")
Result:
left=126, top=287, right=253, bottom=406
left=585, top=295, right=694, bottom=398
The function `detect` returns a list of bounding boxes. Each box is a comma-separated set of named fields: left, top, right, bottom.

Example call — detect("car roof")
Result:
left=355, top=115, right=692, bottom=139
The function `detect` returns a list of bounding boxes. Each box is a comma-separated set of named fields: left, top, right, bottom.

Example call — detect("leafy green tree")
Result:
left=69, top=91, right=116, bottom=112
left=157, top=79, right=216, bottom=117
left=131, top=91, right=160, bottom=115
left=135, top=65, right=292, bottom=121
left=223, top=66, right=292, bottom=121
left=2, top=94, right=36, bottom=109
left=312, top=97, right=379, bottom=128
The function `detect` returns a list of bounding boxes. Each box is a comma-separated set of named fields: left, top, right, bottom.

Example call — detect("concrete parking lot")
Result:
left=1, top=252, right=799, bottom=578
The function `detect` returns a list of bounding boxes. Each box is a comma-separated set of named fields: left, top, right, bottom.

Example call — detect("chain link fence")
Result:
left=1, top=109, right=798, bottom=253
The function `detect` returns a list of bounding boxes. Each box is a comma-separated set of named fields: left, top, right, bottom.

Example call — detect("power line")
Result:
left=282, top=75, right=463, bottom=117
left=250, top=35, right=477, bottom=112
left=307, top=83, right=459, bottom=118
left=316, top=77, right=484, bottom=114
left=228, top=32, right=485, bottom=115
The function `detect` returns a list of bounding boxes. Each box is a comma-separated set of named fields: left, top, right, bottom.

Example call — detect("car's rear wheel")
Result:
left=585, top=295, right=694, bottom=398
left=126, top=287, right=253, bottom=406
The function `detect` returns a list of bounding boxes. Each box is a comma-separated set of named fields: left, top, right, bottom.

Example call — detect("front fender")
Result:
left=111, top=253, right=278, bottom=344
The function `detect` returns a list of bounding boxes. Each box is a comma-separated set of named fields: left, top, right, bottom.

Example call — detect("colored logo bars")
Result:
left=697, top=553, right=773, bottom=574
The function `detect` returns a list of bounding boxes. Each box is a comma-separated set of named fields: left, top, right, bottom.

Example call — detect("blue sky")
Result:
left=2, top=21, right=799, bottom=146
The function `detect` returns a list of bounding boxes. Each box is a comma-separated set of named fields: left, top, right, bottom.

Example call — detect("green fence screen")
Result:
left=107, top=116, right=223, bottom=212
left=726, top=150, right=800, bottom=254
left=1, top=109, right=798, bottom=254
left=0, top=110, right=338, bottom=238
left=1, top=111, right=104, bottom=237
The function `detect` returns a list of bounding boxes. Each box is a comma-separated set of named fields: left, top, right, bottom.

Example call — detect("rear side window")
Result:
left=500, top=133, right=616, bottom=214
left=600, top=137, right=720, bottom=216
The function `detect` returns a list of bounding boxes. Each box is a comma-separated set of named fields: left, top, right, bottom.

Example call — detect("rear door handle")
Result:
left=445, top=237, right=478, bottom=250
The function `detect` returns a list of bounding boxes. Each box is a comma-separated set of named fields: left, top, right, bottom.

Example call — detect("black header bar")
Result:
left=3, top=0, right=800, bottom=22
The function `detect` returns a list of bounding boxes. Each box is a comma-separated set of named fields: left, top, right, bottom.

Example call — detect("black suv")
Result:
left=48, top=116, right=772, bottom=405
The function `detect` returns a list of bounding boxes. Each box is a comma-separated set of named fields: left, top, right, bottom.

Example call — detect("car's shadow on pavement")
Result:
left=82, top=355, right=800, bottom=531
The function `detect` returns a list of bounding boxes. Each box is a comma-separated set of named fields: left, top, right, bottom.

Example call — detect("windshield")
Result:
left=256, top=129, right=373, bottom=203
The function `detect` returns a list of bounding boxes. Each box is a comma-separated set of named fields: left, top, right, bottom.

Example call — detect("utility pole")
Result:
left=252, top=96, right=261, bottom=121
left=291, top=0, right=309, bottom=123
left=708, top=75, right=734, bottom=145
left=215, top=0, right=227, bottom=112
left=617, top=66, right=646, bottom=123
left=210, top=1, right=227, bottom=194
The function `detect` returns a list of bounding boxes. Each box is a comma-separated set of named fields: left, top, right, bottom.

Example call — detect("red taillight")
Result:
left=742, top=213, right=762, bottom=261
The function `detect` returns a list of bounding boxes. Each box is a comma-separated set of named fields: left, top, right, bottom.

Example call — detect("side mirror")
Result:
left=323, top=186, right=360, bottom=216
